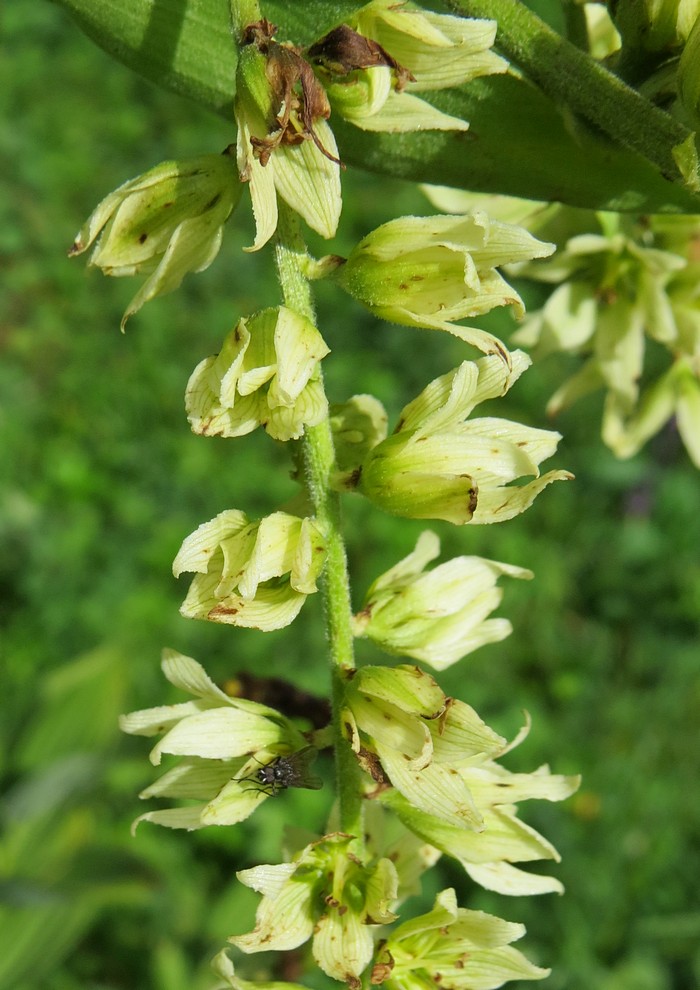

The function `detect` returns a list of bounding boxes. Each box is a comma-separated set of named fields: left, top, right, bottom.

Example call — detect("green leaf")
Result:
left=53, top=0, right=700, bottom=212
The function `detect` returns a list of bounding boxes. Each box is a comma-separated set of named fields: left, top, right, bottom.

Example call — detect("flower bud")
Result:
left=69, top=152, right=242, bottom=328
left=334, top=213, right=554, bottom=355
left=119, top=650, right=310, bottom=830
left=173, top=509, right=327, bottom=630
left=353, top=530, right=533, bottom=669
left=186, top=306, right=330, bottom=441
left=355, top=356, right=572, bottom=525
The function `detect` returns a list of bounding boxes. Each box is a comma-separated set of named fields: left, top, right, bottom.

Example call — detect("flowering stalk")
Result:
left=273, top=201, right=364, bottom=845
left=446, top=0, right=698, bottom=188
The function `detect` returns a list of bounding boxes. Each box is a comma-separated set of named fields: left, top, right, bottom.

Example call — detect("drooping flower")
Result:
left=119, top=650, right=314, bottom=830
left=235, top=19, right=342, bottom=251
left=173, top=509, right=327, bottom=630
left=69, top=151, right=242, bottom=328
left=308, top=2, right=507, bottom=134
left=370, top=888, right=550, bottom=990
left=186, top=306, right=330, bottom=441
left=352, top=530, right=533, bottom=669
left=333, top=213, right=554, bottom=356
left=513, top=209, right=700, bottom=463
left=342, top=664, right=506, bottom=829
left=346, top=351, right=572, bottom=524
left=230, top=833, right=398, bottom=986
left=380, top=725, right=580, bottom=896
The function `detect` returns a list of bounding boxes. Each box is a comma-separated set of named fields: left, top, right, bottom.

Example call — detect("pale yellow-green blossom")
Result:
left=173, top=509, right=327, bottom=630
left=351, top=352, right=571, bottom=524
left=380, top=735, right=580, bottom=897
left=186, top=307, right=330, bottom=441
left=69, top=152, right=242, bottom=328
left=119, top=650, right=311, bottom=830
left=334, top=212, right=554, bottom=356
left=370, top=888, right=550, bottom=990
left=342, top=664, right=505, bottom=829
left=309, top=1, right=506, bottom=134
left=235, top=23, right=341, bottom=251
left=353, top=530, right=533, bottom=669
left=230, top=834, right=398, bottom=985
left=513, top=210, right=700, bottom=463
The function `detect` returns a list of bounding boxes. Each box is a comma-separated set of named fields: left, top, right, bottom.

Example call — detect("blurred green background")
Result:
left=3, top=3, right=700, bottom=989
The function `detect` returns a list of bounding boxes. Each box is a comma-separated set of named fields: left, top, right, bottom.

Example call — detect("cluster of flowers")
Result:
left=74, top=2, right=578, bottom=989
left=123, top=651, right=578, bottom=989
left=513, top=208, right=700, bottom=466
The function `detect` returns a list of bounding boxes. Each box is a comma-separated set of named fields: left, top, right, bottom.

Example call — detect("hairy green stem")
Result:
left=446, top=0, right=694, bottom=185
left=273, top=202, right=364, bottom=846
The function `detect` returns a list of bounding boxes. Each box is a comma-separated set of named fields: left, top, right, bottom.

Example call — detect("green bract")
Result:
left=370, top=888, right=550, bottom=990
left=119, top=650, right=309, bottom=830
left=231, top=834, right=398, bottom=984
left=334, top=212, right=554, bottom=356
left=186, top=306, right=330, bottom=441
left=354, top=353, right=572, bottom=524
left=69, top=152, right=242, bottom=328
left=173, top=509, right=327, bottom=630
left=353, top=530, right=533, bottom=669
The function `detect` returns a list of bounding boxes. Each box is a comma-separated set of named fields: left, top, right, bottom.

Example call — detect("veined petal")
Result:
left=466, top=861, right=564, bottom=896
left=377, top=742, right=484, bottom=829
left=313, top=903, right=375, bottom=982
left=470, top=469, right=574, bottom=524
left=148, top=707, right=286, bottom=764
left=349, top=90, right=470, bottom=132
left=272, top=121, right=342, bottom=240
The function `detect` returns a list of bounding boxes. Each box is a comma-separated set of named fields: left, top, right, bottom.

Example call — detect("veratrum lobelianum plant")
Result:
left=63, top=0, right=700, bottom=985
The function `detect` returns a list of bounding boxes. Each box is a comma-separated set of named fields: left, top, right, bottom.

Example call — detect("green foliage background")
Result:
left=2, top=3, right=700, bottom=989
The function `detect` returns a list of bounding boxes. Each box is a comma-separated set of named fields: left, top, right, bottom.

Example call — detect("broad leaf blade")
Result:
left=53, top=0, right=700, bottom=212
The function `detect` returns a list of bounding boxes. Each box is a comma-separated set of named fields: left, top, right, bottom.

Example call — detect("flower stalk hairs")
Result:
left=72, top=2, right=581, bottom=988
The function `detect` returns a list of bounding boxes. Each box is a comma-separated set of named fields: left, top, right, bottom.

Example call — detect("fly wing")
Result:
left=288, top=746, right=323, bottom=790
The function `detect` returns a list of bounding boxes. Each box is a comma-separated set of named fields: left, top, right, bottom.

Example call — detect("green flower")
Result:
left=119, top=650, right=311, bottom=830
left=173, top=509, right=327, bottom=630
left=186, top=306, right=330, bottom=441
left=334, top=213, right=554, bottom=356
left=69, top=152, right=242, bottom=328
left=309, top=1, right=507, bottom=133
left=235, top=20, right=342, bottom=251
left=370, top=888, right=549, bottom=990
left=230, top=834, right=398, bottom=985
left=353, top=530, right=533, bottom=669
left=342, top=664, right=505, bottom=829
left=351, top=353, right=572, bottom=524
left=380, top=723, right=580, bottom=896
left=514, top=209, right=700, bottom=462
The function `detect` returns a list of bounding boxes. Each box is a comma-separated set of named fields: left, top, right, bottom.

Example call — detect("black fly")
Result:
left=240, top=746, right=323, bottom=796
